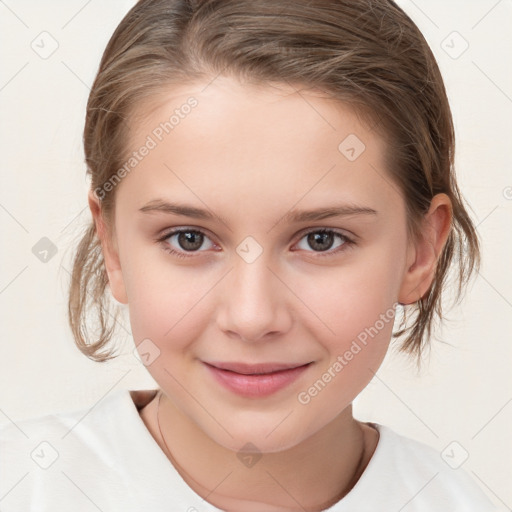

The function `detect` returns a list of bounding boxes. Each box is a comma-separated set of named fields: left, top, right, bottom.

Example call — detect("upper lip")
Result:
left=204, top=361, right=312, bottom=375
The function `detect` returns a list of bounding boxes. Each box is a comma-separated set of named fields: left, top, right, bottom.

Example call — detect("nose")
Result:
left=215, top=252, right=293, bottom=343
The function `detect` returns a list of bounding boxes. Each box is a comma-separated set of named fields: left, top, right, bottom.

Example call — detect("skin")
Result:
left=88, top=76, right=452, bottom=511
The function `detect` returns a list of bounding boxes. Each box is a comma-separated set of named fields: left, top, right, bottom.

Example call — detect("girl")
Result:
left=0, top=0, right=498, bottom=510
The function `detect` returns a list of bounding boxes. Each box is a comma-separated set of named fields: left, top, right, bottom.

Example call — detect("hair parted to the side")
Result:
left=68, top=0, right=480, bottom=365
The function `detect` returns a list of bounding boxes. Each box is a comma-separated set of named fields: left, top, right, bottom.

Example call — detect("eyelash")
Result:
left=156, top=227, right=355, bottom=260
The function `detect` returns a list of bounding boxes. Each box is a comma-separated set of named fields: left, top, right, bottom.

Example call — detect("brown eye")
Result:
left=306, top=231, right=335, bottom=251
left=175, top=230, right=204, bottom=251
left=160, top=228, right=215, bottom=257
left=294, top=229, right=353, bottom=256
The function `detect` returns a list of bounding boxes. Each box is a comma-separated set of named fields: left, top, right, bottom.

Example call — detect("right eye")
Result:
left=157, top=228, right=216, bottom=258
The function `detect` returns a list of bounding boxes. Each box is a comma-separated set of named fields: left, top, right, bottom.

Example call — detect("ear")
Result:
left=87, top=190, right=128, bottom=304
left=398, top=193, right=453, bottom=305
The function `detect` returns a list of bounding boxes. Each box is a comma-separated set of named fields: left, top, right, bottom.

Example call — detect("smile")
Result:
left=202, top=361, right=313, bottom=398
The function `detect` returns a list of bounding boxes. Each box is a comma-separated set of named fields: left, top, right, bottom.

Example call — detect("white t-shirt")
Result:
left=0, top=388, right=497, bottom=511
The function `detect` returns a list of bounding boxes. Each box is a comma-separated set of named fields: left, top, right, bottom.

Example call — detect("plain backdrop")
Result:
left=0, top=0, right=511, bottom=509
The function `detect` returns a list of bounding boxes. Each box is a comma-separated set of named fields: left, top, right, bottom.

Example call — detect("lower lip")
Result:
left=203, top=363, right=311, bottom=398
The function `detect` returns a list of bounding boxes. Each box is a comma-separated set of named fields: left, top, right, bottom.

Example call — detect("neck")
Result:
left=140, top=390, right=376, bottom=512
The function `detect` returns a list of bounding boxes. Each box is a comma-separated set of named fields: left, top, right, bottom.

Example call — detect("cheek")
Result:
left=294, top=252, right=401, bottom=342
left=296, top=327, right=391, bottom=431
left=295, top=268, right=397, bottom=418
left=119, top=243, right=209, bottom=344
left=290, top=250, right=400, bottom=405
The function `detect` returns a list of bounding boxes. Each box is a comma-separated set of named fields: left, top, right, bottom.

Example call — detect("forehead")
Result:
left=117, top=76, right=402, bottom=221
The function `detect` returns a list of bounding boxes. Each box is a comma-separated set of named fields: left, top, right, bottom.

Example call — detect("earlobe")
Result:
left=87, top=190, right=129, bottom=305
left=398, top=193, right=453, bottom=305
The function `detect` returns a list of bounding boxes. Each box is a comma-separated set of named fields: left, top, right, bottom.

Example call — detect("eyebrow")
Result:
left=138, top=199, right=378, bottom=224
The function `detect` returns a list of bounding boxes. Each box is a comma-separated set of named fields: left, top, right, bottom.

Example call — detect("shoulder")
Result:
left=0, top=388, right=134, bottom=450
left=339, top=422, right=497, bottom=512
left=0, top=403, right=85, bottom=509
left=0, top=389, right=157, bottom=510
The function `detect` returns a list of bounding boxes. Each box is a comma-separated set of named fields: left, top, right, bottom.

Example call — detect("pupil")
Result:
left=308, top=232, right=333, bottom=252
left=178, top=231, right=203, bottom=251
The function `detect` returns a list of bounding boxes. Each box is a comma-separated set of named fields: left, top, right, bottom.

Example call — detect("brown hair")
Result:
left=68, top=0, right=480, bottom=365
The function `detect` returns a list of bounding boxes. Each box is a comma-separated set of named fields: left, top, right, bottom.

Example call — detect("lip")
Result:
left=205, top=361, right=310, bottom=374
left=203, top=361, right=313, bottom=398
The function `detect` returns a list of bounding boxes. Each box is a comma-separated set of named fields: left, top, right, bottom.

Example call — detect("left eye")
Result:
left=295, top=229, right=351, bottom=254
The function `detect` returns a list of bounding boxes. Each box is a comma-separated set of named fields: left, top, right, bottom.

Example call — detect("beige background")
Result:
left=0, top=0, right=510, bottom=509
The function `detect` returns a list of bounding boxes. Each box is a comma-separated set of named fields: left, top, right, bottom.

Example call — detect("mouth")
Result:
left=204, top=361, right=312, bottom=374
left=202, top=361, right=313, bottom=398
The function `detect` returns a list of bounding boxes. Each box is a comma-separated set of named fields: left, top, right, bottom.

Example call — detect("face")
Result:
left=94, top=76, right=430, bottom=453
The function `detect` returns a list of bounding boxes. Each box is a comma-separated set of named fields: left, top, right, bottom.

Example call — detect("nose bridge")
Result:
left=233, top=251, right=273, bottom=300
left=216, top=246, right=291, bottom=341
